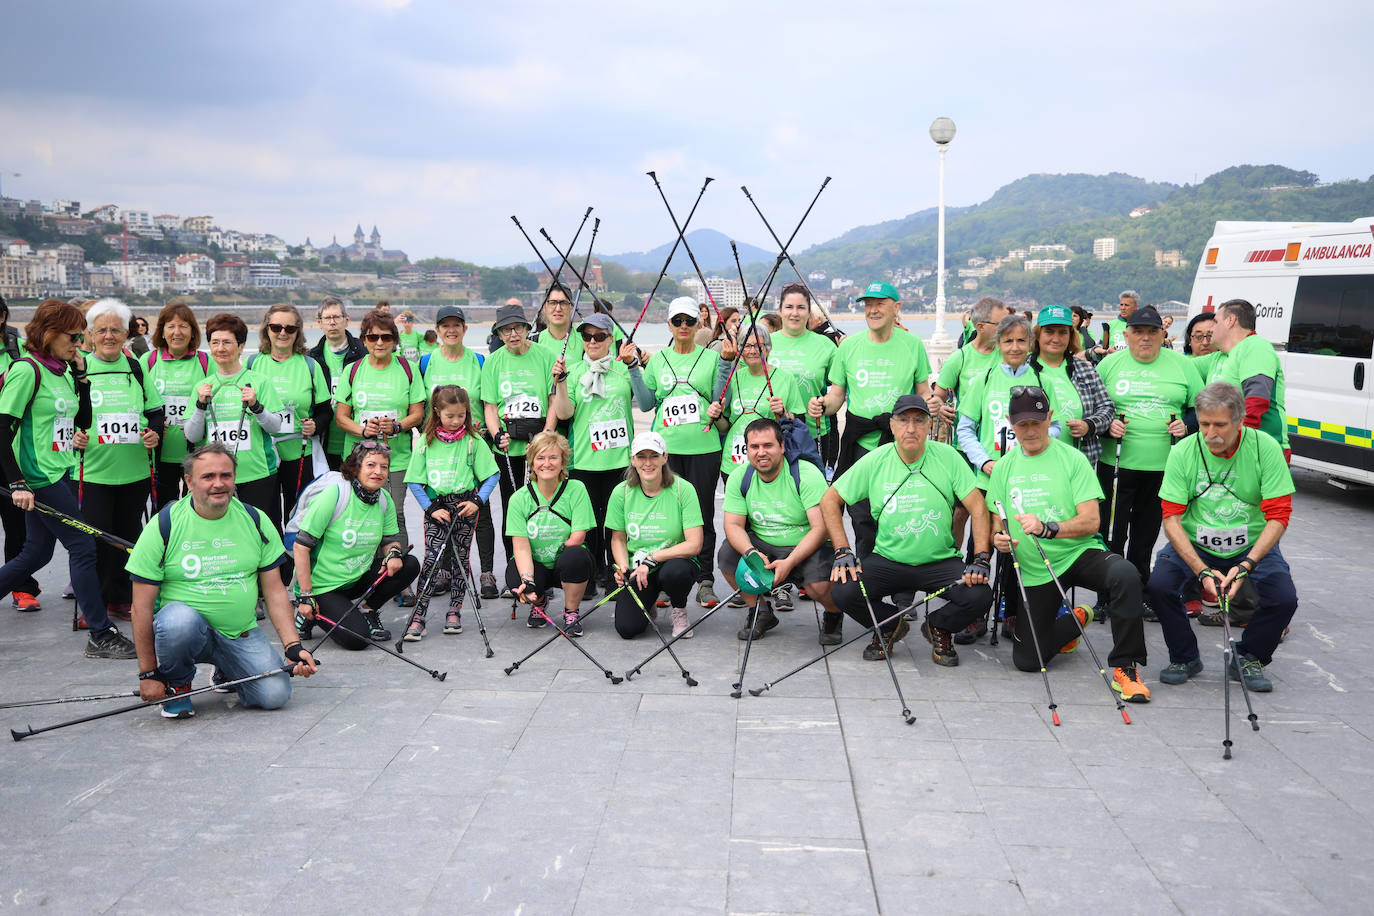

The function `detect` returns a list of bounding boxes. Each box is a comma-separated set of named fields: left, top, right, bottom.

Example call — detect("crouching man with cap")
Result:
left=986, top=386, right=1151, bottom=702
left=126, top=443, right=318, bottom=719
left=821, top=395, right=993, bottom=664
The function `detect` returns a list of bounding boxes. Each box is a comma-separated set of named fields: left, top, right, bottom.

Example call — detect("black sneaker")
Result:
left=563, top=611, right=583, bottom=637
left=85, top=625, right=137, bottom=660
left=862, top=617, right=911, bottom=661
left=819, top=611, right=843, bottom=646
left=772, top=583, right=794, bottom=612
left=736, top=602, right=780, bottom=640
left=1142, top=600, right=1158, bottom=622
left=921, top=619, right=959, bottom=667
left=952, top=618, right=987, bottom=645
left=480, top=572, right=498, bottom=600
left=212, top=668, right=237, bottom=693
left=1094, top=600, right=1109, bottom=624
left=527, top=605, right=548, bottom=628
left=363, top=609, right=391, bottom=641
left=1229, top=652, right=1273, bottom=692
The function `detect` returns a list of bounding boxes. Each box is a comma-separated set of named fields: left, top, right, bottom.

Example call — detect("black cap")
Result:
left=1008, top=386, right=1051, bottom=424
left=1125, top=305, right=1164, bottom=329
left=436, top=305, right=467, bottom=324
left=892, top=394, right=931, bottom=416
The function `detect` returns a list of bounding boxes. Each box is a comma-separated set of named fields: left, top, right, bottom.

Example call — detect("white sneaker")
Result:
left=671, top=607, right=692, bottom=639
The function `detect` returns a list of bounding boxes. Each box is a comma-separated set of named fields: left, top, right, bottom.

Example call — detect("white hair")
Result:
left=85, top=297, right=132, bottom=327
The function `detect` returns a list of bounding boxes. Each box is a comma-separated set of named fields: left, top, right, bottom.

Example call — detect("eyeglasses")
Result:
left=93, top=327, right=124, bottom=337
left=320, top=314, right=345, bottom=322
left=741, top=343, right=762, bottom=351
left=670, top=315, right=699, bottom=327
left=581, top=331, right=610, bottom=343
left=268, top=323, right=299, bottom=335
left=365, top=333, right=395, bottom=343
left=1190, top=332, right=1213, bottom=341
left=498, top=325, right=528, bottom=336
left=545, top=299, right=572, bottom=308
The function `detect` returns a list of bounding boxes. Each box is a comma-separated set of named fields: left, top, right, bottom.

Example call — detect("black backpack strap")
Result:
left=241, top=502, right=269, bottom=546
left=158, top=501, right=176, bottom=565
left=527, top=479, right=572, bottom=527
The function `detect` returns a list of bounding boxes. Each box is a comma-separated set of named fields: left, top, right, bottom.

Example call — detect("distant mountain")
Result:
left=598, top=229, right=775, bottom=273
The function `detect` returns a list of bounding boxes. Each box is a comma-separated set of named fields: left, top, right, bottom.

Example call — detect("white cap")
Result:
left=668, top=296, right=698, bottom=319
left=631, top=431, right=668, bottom=455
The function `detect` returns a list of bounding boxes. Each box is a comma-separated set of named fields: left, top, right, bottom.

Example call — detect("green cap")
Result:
left=735, top=552, right=775, bottom=596
left=857, top=281, right=900, bottom=302
left=1037, top=304, right=1073, bottom=327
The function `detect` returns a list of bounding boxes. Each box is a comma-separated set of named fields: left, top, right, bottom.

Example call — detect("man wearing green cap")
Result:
left=809, top=281, right=935, bottom=559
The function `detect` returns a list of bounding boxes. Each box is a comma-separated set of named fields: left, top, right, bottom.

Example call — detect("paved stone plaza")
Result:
left=1, top=467, right=1371, bottom=914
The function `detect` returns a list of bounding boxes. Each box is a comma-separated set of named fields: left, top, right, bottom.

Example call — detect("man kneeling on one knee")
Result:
left=719, top=418, right=846, bottom=645
left=821, top=394, right=993, bottom=664
left=127, top=443, right=318, bottom=719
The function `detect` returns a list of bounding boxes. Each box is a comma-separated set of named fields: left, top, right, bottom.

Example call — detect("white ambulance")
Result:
left=1188, top=217, right=1374, bottom=485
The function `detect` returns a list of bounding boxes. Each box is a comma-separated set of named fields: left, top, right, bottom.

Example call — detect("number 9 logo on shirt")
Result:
left=526, top=519, right=540, bottom=538
left=181, top=555, right=201, bottom=579
left=154, top=378, right=166, bottom=394
left=1115, top=379, right=1130, bottom=397
left=91, top=389, right=104, bottom=408
left=855, top=368, right=869, bottom=387
left=626, top=521, right=640, bottom=541
left=341, top=530, right=357, bottom=549
left=355, top=391, right=369, bottom=408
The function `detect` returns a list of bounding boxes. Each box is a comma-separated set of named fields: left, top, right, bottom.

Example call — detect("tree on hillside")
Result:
left=480, top=266, right=537, bottom=301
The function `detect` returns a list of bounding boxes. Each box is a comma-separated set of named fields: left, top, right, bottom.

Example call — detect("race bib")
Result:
left=729, top=435, right=748, bottom=464
left=52, top=417, right=74, bottom=452
left=589, top=419, right=628, bottom=452
left=403, top=346, right=420, bottom=362
left=661, top=394, right=701, bottom=428
left=96, top=411, right=141, bottom=445
left=208, top=420, right=250, bottom=453
left=1196, top=524, right=1248, bottom=553
left=164, top=396, right=190, bottom=427
left=358, top=409, right=398, bottom=433
left=503, top=394, right=542, bottom=419
left=273, top=408, right=296, bottom=436
left=993, top=418, right=1018, bottom=454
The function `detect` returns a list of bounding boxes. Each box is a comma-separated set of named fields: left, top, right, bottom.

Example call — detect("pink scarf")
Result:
left=435, top=425, right=468, bottom=443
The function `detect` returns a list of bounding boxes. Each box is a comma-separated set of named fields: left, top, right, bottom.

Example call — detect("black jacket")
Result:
left=308, top=330, right=367, bottom=390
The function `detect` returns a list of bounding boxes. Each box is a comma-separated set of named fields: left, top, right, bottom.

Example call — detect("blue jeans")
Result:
left=1147, top=543, right=1299, bottom=666
left=0, top=475, right=110, bottom=631
left=153, top=602, right=290, bottom=709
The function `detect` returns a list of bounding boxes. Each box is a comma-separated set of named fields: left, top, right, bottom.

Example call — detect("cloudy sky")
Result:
left=2, top=0, right=1368, bottom=265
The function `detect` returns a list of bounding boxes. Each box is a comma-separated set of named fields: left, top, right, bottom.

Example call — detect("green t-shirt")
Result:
left=146, top=350, right=210, bottom=463
left=319, top=343, right=351, bottom=456
left=605, top=478, right=703, bottom=559
left=986, top=438, right=1105, bottom=586
left=1158, top=428, right=1294, bottom=559
left=195, top=367, right=284, bottom=484
left=1037, top=361, right=1084, bottom=427
left=644, top=345, right=722, bottom=456
left=0, top=357, right=80, bottom=488
left=298, top=480, right=400, bottom=593
left=335, top=356, right=426, bottom=466
left=397, top=330, right=424, bottom=364
left=479, top=344, right=555, bottom=458
left=1104, top=316, right=1128, bottom=350
left=719, top=367, right=806, bottom=474
left=504, top=478, right=596, bottom=568
left=935, top=344, right=998, bottom=404
left=84, top=353, right=163, bottom=485
left=418, top=337, right=439, bottom=359
left=957, top=364, right=1058, bottom=487
left=723, top=459, right=826, bottom=547
left=1097, top=348, right=1202, bottom=471
left=769, top=330, right=836, bottom=436
left=829, top=329, right=933, bottom=449
left=126, top=497, right=285, bottom=638
left=833, top=440, right=973, bottom=566
left=405, top=433, right=499, bottom=497
left=564, top=359, right=635, bottom=472
left=1209, top=334, right=1289, bottom=448
left=421, top=347, right=484, bottom=405
left=1190, top=350, right=1222, bottom=382
left=248, top=353, right=330, bottom=461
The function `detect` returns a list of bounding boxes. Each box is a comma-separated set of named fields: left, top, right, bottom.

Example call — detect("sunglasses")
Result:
left=268, top=323, right=299, bottom=335
left=1009, top=385, right=1048, bottom=400
left=580, top=331, right=611, bottom=343
left=355, top=439, right=392, bottom=454
left=365, top=333, right=395, bottom=343
left=670, top=315, right=699, bottom=327
left=68, top=332, right=85, bottom=343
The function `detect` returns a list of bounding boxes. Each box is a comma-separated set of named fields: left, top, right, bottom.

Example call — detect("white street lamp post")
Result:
left=927, top=118, right=956, bottom=364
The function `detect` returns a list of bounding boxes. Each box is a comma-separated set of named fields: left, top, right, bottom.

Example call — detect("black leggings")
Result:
left=572, top=466, right=625, bottom=578
left=1011, top=547, right=1146, bottom=671
left=0, top=495, right=39, bottom=596
left=831, top=555, right=991, bottom=635
left=1096, top=464, right=1165, bottom=581
left=315, top=554, right=421, bottom=650
left=504, top=545, right=593, bottom=597
left=666, top=451, right=720, bottom=581
left=495, top=453, right=527, bottom=556
left=615, top=558, right=696, bottom=639
left=154, top=460, right=184, bottom=509
left=81, top=479, right=150, bottom=607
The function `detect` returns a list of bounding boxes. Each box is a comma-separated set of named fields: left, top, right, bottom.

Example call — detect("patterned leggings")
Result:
left=410, top=492, right=479, bottom=621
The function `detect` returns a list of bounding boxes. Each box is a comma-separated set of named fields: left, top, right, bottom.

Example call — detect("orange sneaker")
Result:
left=1112, top=665, right=1152, bottom=703
left=1059, top=605, right=1093, bottom=654
left=11, top=591, right=40, bottom=612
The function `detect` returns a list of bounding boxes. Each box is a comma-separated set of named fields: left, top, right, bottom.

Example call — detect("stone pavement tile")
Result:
left=1239, top=793, right=1374, bottom=857
left=1165, top=881, right=1323, bottom=915
left=497, top=726, right=628, bottom=787
left=111, top=830, right=308, bottom=913
left=936, top=699, right=1061, bottom=743
left=862, top=810, right=1016, bottom=882
left=1029, top=707, right=1187, bottom=767
left=826, top=668, right=927, bottom=701
left=976, top=785, right=1134, bottom=851
left=278, top=686, right=449, bottom=770
left=737, top=693, right=844, bottom=721
left=954, top=738, right=1088, bottom=790
left=0, top=851, right=144, bottom=913
left=848, top=755, right=982, bottom=818
left=732, top=775, right=862, bottom=840
left=573, top=863, right=726, bottom=916
left=52, top=775, right=231, bottom=849
left=624, top=716, right=736, bottom=756
left=1002, top=844, right=1178, bottom=913
left=735, top=730, right=851, bottom=779
left=528, top=689, right=641, bottom=731
left=370, top=741, right=511, bottom=796
left=421, top=823, right=600, bottom=914
left=618, top=747, right=735, bottom=782
left=726, top=838, right=877, bottom=915
left=1115, top=816, right=1312, bottom=894
left=1279, top=851, right=1374, bottom=916
left=1078, top=763, right=1233, bottom=821
left=635, top=691, right=741, bottom=716
left=1174, top=743, right=1338, bottom=804
left=593, top=773, right=732, bottom=870
left=871, top=873, right=1030, bottom=914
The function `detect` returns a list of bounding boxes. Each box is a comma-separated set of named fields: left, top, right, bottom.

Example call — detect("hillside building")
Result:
left=316, top=225, right=408, bottom=263
left=1093, top=237, right=1117, bottom=260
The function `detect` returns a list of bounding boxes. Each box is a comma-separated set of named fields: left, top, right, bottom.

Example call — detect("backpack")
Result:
left=146, top=349, right=210, bottom=374
left=347, top=354, right=413, bottom=388
left=159, top=498, right=268, bottom=565
left=0, top=356, right=43, bottom=418
left=282, top=471, right=392, bottom=551
left=739, top=416, right=824, bottom=495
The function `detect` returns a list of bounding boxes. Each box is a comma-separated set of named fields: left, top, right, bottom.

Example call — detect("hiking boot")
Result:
left=1159, top=657, right=1204, bottom=685
left=85, top=626, right=137, bottom=660
left=62, top=582, right=75, bottom=599
left=1142, top=600, right=1158, bottom=623
left=403, top=616, right=426, bottom=642
left=1059, top=605, right=1093, bottom=654
left=294, top=609, right=316, bottom=641
left=363, top=609, right=391, bottom=641
left=1184, top=599, right=1203, bottom=618
left=212, top=669, right=236, bottom=693
left=563, top=611, right=583, bottom=637
left=159, top=684, right=194, bottom=719
left=819, top=611, right=843, bottom=646
left=1112, top=665, right=1152, bottom=703
left=1001, top=616, right=1016, bottom=639
left=107, top=602, right=133, bottom=622
left=697, top=582, right=719, bottom=609
left=671, top=607, right=692, bottom=638
left=443, top=611, right=462, bottom=635
left=1229, top=652, right=1273, bottom=692
left=953, top=618, right=987, bottom=645
left=863, top=617, right=911, bottom=661
left=736, top=602, right=779, bottom=640
left=1198, top=609, right=1246, bottom=628
left=772, top=583, right=794, bottom=612
left=727, top=592, right=747, bottom=608
left=656, top=591, right=669, bottom=608
left=395, top=589, right=417, bottom=608
left=921, top=619, right=959, bottom=667
left=11, top=591, right=40, bottom=612
left=527, top=605, right=548, bottom=629
left=432, top=570, right=451, bottom=595
left=480, top=572, right=498, bottom=599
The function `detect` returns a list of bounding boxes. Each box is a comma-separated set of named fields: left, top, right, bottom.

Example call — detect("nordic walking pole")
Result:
left=305, top=562, right=396, bottom=654
left=647, top=172, right=725, bottom=327
left=628, top=176, right=713, bottom=342
left=1203, top=570, right=1259, bottom=761
left=1106, top=413, right=1125, bottom=556
left=628, top=576, right=697, bottom=687
left=537, top=228, right=635, bottom=342
left=750, top=585, right=954, bottom=697
left=549, top=206, right=593, bottom=290
left=0, top=486, right=134, bottom=551
left=555, top=217, right=600, bottom=372
left=731, top=593, right=772, bottom=699
left=11, top=665, right=303, bottom=741
left=991, top=501, right=1060, bottom=725
left=624, top=586, right=741, bottom=680
left=312, top=612, right=448, bottom=681
left=741, top=179, right=837, bottom=326
left=463, top=545, right=494, bottom=658
left=731, top=242, right=774, bottom=396
left=856, top=579, right=917, bottom=724
left=502, top=588, right=626, bottom=682
left=1008, top=495, right=1131, bottom=724
left=1, top=689, right=139, bottom=710
left=503, top=585, right=622, bottom=674
left=396, top=518, right=459, bottom=653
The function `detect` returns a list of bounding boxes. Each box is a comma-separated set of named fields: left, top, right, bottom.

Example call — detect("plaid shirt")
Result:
left=1046, top=356, right=1116, bottom=467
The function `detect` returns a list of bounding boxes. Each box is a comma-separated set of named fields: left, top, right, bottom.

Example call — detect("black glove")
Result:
left=966, top=552, right=991, bottom=580
left=832, top=547, right=859, bottom=574
left=284, top=642, right=307, bottom=664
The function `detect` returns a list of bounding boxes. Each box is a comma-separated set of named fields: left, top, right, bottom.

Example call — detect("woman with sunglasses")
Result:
left=334, top=309, right=426, bottom=604
left=709, top=325, right=804, bottom=485
left=127, top=315, right=150, bottom=356
left=0, top=299, right=137, bottom=658
left=144, top=302, right=211, bottom=507
left=78, top=297, right=165, bottom=624
left=550, top=313, right=654, bottom=595
left=249, top=305, right=332, bottom=532
left=183, top=313, right=287, bottom=518
left=1030, top=304, right=1115, bottom=469
left=396, top=310, right=422, bottom=362
left=643, top=297, right=724, bottom=608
